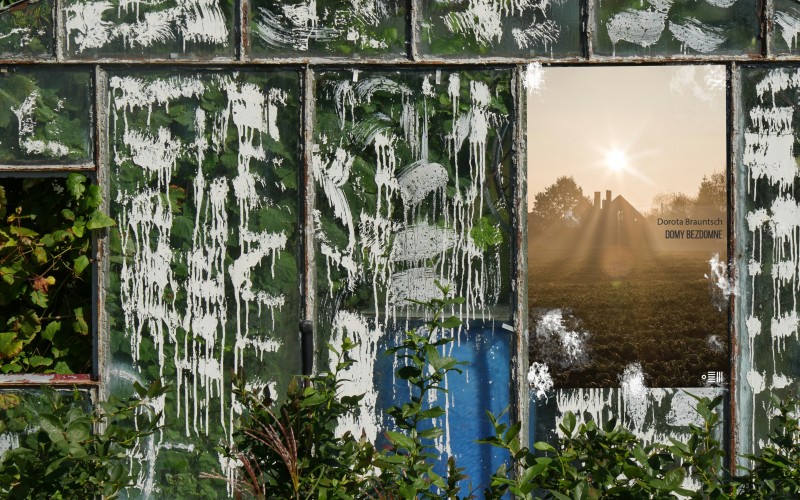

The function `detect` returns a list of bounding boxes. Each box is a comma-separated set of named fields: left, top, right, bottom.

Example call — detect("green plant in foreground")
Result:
left=735, top=395, right=800, bottom=498
left=220, top=337, right=384, bottom=499
left=0, top=380, right=167, bottom=499
left=222, top=285, right=470, bottom=499
left=0, top=174, right=115, bottom=374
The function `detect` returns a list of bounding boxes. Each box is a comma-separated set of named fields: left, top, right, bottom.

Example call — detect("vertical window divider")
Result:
left=582, top=0, right=593, bottom=60
left=729, top=61, right=746, bottom=469
left=512, top=64, right=530, bottom=449
left=408, top=0, right=419, bottom=61
left=302, top=65, right=317, bottom=374
left=94, top=65, right=110, bottom=401
left=54, top=0, right=64, bottom=62
left=762, top=0, right=772, bottom=57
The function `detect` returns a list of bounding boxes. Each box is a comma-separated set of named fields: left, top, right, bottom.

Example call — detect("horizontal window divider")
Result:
left=0, top=374, right=98, bottom=387
left=0, top=164, right=95, bottom=173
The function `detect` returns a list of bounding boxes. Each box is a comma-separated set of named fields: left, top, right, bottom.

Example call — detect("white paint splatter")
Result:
left=445, top=0, right=504, bottom=46
left=606, top=9, right=667, bottom=54
left=705, top=253, right=737, bottom=311
left=11, top=90, right=72, bottom=158
left=391, top=223, right=458, bottom=263
left=668, top=17, right=726, bottom=53
left=704, top=0, right=737, bottom=6
left=528, top=362, right=554, bottom=400
left=64, top=0, right=229, bottom=53
left=532, top=309, right=590, bottom=369
left=329, top=311, right=381, bottom=442
left=620, top=362, right=648, bottom=432
left=523, top=62, right=546, bottom=94
left=397, top=160, right=449, bottom=206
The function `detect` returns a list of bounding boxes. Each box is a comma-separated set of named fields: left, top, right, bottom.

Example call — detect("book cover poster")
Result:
left=527, top=66, right=728, bottom=388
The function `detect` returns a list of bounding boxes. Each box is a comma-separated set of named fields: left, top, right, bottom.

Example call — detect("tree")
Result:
left=529, top=176, right=592, bottom=232
left=695, top=171, right=726, bottom=213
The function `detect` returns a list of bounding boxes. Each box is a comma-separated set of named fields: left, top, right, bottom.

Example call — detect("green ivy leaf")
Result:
left=0, top=331, right=24, bottom=358
left=66, top=173, right=87, bottom=200
left=73, top=255, right=90, bottom=275
left=86, top=210, right=115, bottom=229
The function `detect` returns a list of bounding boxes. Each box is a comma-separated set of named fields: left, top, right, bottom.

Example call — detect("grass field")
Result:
left=528, top=248, right=728, bottom=388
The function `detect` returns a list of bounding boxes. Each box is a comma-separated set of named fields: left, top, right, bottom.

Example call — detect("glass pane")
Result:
left=419, top=0, right=581, bottom=58
left=62, top=0, right=234, bottom=59
left=0, top=68, right=91, bottom=164
left=106, top=69, right=301, bottom=497
left=592, top=0, right=759, bottom=58
left=248, top=0, right=405, bottom=58
left=528, top=66, right=728, bottom=389
left=0, top=388, right=91, bottom=455
left=772, top=0, right=800, bottom=55
left=735, top=65, right=800, bottom=455
left=0, top=0, right=53, bottom=58
left=313, top=68, right=514, bottom=445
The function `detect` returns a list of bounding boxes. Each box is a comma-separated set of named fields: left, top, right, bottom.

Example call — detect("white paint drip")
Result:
left=111, top=73, right=292, bottom=492
left=668, top=18, right=726, bottom=54
left=704, top=0, right=737, bottom=7
left=775, top=9, right=800, bottom=51
left=329, top=311, right=381, bottom=442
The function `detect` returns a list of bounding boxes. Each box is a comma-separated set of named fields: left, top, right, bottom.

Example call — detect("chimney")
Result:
left=605, top=190, right=612, bottom=210
left=594, top=191, right=601, bottom=210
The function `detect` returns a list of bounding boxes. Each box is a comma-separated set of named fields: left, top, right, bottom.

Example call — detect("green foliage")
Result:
left=484, top=393, right=800, bottom=499
left=222, top=286, right=470, bottom=499
left=376, top=283, right=468, bottom=499
left=0, top=381, right=168, bottom=499
left=0, top=175, right=114, bottom=374
left=221, top=338, right=384, bottom=499
left=735, top=394, right=800, bottom=498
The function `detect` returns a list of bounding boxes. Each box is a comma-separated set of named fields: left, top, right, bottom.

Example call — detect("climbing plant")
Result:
left=0, top=174, right=114, bottom=374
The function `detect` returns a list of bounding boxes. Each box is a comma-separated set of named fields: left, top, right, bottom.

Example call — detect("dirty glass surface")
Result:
left=592, top=0, right=759, bottom=58
left=419, top=0, right=581, bottom=58
left=772, top=0, right=800, bottom=55
left=62, top=0, right=234, bottom=59
left=106, top=69, right=301, bottom=498
left=312, top=67, right=514, bottom=455
left=0, top=68, right=91, bottom=164
left=735, top=65, right=800, bottom=456
left=0, top=389, right=92, bottom=455
left=527, top=65, right=728, bottom=390
left=248, top=0, right=405, bottom=58
left=0, top=0, right=53, bottom=58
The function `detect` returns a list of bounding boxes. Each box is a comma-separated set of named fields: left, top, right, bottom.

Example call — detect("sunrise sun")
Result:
left=604, top=148, right=628, bottom=173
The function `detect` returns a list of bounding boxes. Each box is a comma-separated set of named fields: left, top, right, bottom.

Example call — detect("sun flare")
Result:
left=604, top=148, right=628, bottom=173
